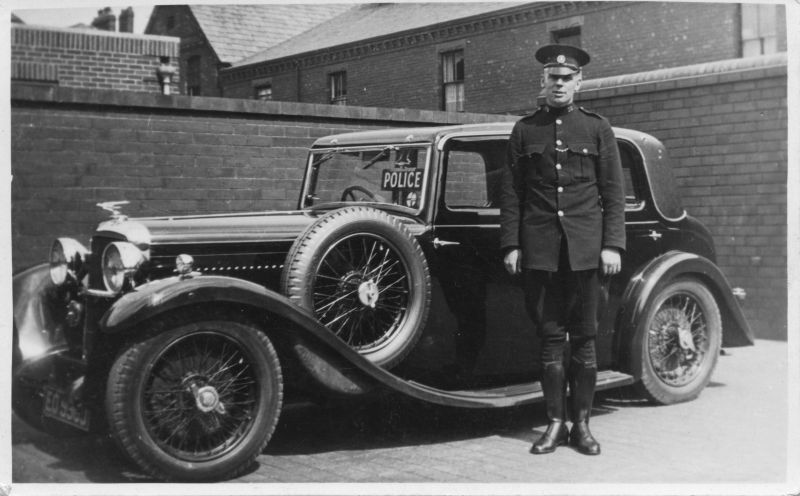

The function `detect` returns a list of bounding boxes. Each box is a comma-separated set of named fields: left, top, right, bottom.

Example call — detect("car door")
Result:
left=429, top=135, right=538, bottom=380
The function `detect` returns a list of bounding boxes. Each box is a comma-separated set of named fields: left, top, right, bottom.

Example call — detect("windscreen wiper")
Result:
left=362, top=145, right=397, bottom=170
left=311, top=151, right=336, bottom=168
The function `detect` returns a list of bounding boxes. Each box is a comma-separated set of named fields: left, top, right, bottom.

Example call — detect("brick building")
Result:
left=10, top=24, right=180, bottom=94
left=8, top=2, right=788, bottom=339
left=220, top=2, right=786, bottom=113
left=144, top=4, right=353, bottom=96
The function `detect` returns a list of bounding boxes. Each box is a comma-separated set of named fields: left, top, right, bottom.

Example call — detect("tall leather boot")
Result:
left=530, top=362, right=569, bottom=454
left=568, top=362, right=601, bottom=455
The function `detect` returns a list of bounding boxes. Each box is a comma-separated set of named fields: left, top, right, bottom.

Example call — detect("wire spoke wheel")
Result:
left=282, top=207, right=431, bottom=368
left=142, top=332, right=259, bottom=461
left=106, top=315, right=283, bottom=481
left=313, top=233, right=411, bottom=352
left=647, top=293, right=710, bottom=387
left=633, top=278, right=721, bottom=404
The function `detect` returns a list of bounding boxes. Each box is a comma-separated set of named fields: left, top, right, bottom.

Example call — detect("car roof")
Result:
left=311, top=122, right=656, bottom=148
left=310, top=122, right=684, bottom=221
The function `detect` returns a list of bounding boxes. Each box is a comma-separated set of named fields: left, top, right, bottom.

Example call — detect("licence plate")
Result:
left=43, top=386, right=90, bottom=431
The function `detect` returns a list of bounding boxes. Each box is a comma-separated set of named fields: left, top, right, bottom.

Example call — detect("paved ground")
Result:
left=10, top=339, right=793, bottom=489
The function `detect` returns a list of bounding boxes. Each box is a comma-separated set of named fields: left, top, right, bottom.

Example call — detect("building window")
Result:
left=741, top=3, right=779, bottom=56
left=442, top=49, right=464, bottom=112
left=551, top=26, right=581, bottom=47
left=255, top=84, right=272, bottom=101
left=329, top=71, right=347, bottom=105
left=166, top=15, right=176, bottom=30
left=186, top=55, right=201, bottom=96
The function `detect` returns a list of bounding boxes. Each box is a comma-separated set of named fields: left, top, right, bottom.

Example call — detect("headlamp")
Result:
left=49, top=238, right=90, bottom=286
left=102, top=241, right=146, bottom=293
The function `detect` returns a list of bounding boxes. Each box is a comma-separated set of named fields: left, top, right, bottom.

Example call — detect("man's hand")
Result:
left=504, top=248, right=521, bottom=275
left=600, top=248, right=621, bottom=276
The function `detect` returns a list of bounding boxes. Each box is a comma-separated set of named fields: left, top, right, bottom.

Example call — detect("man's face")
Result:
left=541, top=68, right=582, bottom=107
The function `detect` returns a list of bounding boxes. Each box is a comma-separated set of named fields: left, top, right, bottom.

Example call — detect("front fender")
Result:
left=614, top=251, right=754, bottom=371
left=100, top=275, right=389, bottom=395
left=12, top=264, right=66, bottom=365
left=100, top=275, right=304, bottom=333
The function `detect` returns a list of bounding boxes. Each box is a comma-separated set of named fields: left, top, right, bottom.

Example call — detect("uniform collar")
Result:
left=543, top=104, right=576, bottom=115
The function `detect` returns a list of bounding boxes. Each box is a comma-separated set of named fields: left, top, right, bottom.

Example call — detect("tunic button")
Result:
left=556, top=119, right=563, bottom=125
left=556, top=163, right=562, bottom=170
left=557, top=186, right=564, bottom=193
left=556, top=139, right=563, bottom=146
left=557, top=210, right=564, bottom=217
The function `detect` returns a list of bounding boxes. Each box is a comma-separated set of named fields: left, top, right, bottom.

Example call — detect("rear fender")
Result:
left=100, top=275, right=379, bottom=395
left=614, top=251, right=754, bottom=373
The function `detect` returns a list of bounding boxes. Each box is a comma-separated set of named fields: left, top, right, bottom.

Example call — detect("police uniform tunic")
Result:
left=499, top=104, right=626, bottom=272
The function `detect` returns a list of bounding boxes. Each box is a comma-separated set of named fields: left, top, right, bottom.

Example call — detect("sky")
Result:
left=12, top=4, right=155, bottom=34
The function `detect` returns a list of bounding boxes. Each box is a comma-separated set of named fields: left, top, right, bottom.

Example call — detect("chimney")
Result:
left=91, top=7, right=116, bottom=31
left=119, top=7, right=134, bottom=33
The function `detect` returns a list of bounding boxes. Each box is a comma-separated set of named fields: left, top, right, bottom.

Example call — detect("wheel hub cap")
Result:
left=677, top=325, right=696, bottom=352
left=358, top=279, right=379, bottom=308
left=191, top=384, right=226, bottom=414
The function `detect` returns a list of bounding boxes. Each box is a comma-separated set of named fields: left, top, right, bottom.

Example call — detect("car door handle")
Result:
left=647, top=230, right=663, bottom=241
left=433, top=237, right=460, bottom=248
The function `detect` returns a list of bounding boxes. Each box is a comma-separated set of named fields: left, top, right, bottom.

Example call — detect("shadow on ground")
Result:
left=13, top=383, right=680, bottom=482
left=264, top=386, right=647, bottom=456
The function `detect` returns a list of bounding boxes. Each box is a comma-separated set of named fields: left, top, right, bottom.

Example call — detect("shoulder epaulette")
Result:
left=578, top=106, right=605, bottom=120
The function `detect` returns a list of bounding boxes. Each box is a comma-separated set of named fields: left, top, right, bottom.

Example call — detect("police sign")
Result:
left=381, top=168, right=423, bottom=191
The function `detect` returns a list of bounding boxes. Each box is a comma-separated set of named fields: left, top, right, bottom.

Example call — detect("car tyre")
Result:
left=105, top=313, right=283, bottom=481
left=632, top=278, right=722, bottom=404
left=282, top=206, right=431, bottom=369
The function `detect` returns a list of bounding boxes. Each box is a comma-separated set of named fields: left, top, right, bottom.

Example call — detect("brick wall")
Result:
left=221, top=2, right=787, bottom=114
left=11, top=50, right=787, bottom=339
left=10, top=84, right=514, bottom=275
left=577, top=54, right=787, bottom=340
left=11, top=25, right=180, bottom=94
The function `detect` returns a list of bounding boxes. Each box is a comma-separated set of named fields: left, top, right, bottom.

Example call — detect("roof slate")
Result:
left=189, top=3, right=355, bottom=64
left=233, top=2, right=528, bottom=67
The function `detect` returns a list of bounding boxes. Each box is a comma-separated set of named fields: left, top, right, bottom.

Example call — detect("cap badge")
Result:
left=556, top=55, right=566, bottom=64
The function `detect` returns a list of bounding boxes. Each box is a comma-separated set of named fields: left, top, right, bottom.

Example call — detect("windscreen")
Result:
left=303, top=145, right=430, bottom=211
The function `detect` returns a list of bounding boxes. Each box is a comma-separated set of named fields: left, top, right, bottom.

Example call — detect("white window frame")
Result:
left=329, top=71, right=347, bottom=105
left=442, top=49, right=464, bottom=112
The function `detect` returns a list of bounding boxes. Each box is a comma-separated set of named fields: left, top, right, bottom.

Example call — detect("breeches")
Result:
left=523, top=255, right=599, bottom=367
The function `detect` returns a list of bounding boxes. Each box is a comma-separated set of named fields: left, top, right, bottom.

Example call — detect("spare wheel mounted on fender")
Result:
left=281, top=206, right=431, bottom=369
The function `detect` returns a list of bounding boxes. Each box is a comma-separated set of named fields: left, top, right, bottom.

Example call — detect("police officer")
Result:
left=499, top=44, right=625, bottom=455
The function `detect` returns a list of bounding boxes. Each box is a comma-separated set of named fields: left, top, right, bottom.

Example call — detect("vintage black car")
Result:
left=13, top=122, right=753, bottom=481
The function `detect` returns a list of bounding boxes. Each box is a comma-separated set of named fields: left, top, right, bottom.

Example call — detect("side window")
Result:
left=446, top=151, right=488, bottom=207
left=444, top=138, right=506, bottom=209
left=618, top=141, right=644, bottom=210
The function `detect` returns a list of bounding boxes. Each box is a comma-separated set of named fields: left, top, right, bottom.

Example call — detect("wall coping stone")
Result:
left=580, top=53, right=787, bottom=98
left=11, top=83, right=518, bottom=126
left=11, top=24, right=180, bottom=58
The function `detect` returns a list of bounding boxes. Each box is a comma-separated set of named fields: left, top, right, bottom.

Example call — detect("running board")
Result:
left=399, top=370, right=635, bottom=409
